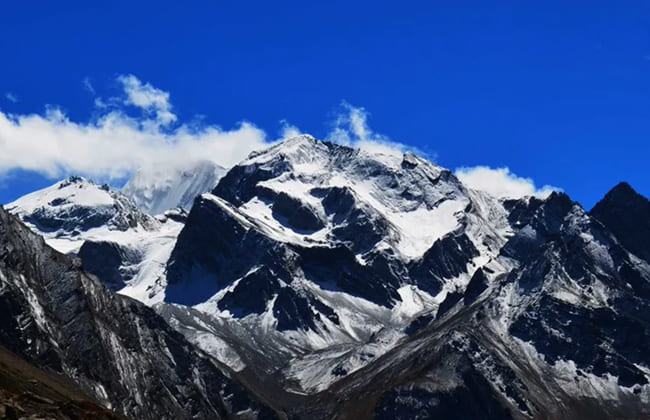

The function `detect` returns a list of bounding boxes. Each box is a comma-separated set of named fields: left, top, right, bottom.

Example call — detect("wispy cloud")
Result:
left=455, top=166, right=559, bottom=199
left=117, top=74, right=177, bottom=127
left=4, top=92, right=18, bottom=103
left=326, top=101, right=426, bottom=158
left=0, top=75, right=268, bottom=180
left=279, top=119, right=302, bottom=139
left=82, top=77, right=96, bottom=95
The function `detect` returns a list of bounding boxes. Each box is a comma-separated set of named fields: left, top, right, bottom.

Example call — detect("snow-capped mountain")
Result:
left=161, top=136, right=650, bottom=417
left=123, top=160, right=225, bottom=215
left=6, top=176, right=184, bottom=303
left=161, top=135, right=512, bottom=392
left=3, top=135, right=650, bottom=419
left=7, top=175, right=158, bottom=250
left=317, top=191, right=650, bottom=419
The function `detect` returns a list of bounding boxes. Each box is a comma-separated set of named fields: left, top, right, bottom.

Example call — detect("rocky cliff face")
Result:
left=0, top=206, right=277, bottom=420
left=313, top=191, right=650, bottom=419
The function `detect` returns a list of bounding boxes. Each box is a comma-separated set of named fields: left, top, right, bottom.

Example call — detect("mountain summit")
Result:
left=591, top=181, right=650, bottom=264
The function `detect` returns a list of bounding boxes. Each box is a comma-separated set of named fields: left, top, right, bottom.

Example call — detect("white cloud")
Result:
left=0, top=108, right=267, bottom=179
left=5, top=92, right=18, bottom=103
left=0, top=76, right=269, bottom=180
left=116, top=74, right=177, bottom=126
left=326, top=102, right=422, bottom=158
left=455, top=166, right=559, bottom=199
left=278, top=119, right=302, bottom=140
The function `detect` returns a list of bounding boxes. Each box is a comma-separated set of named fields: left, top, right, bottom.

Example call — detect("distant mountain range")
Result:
left=2, top=135, right=649, bottom=419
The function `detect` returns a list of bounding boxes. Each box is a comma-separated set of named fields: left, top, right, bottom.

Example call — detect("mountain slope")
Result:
left=304, top=192, right=650, bottom=419
left=0, top=344, right=122, bottom=420
left=0, top=205, right=278, bottom=420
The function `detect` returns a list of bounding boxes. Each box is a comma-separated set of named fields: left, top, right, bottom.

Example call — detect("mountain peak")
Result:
left=244, top=134, right=333, bottom=165
left=62, top=174, right=86, bottom=184
left=600, top=181, right=643, bottom=202
left=9, top=176, right=117, bottom=214
left=593, top=181, right=648, bottom=209
left=6, top=177, right=157, bottom=246
left=212, top=134, right=465, bottom=260
left=283, top=133, right=317, bottom=145
left=591, top=181, right=650, bottom=263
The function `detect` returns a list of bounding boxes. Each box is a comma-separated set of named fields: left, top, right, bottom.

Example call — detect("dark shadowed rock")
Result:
left=77, top=240, right=142, bottom=290
left=436, top=291, right=464, bottom=319
left=409, top=232, right=479, bottom=296
left=591, top=182, right=650, bottom=263
left=464, top=267, right=488, bottom=304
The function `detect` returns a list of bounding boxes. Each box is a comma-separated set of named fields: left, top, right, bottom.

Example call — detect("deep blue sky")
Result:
left=1, top=1, right=649, bottom=208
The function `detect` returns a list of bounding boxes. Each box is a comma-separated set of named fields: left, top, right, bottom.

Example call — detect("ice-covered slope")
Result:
left=6, top=176, right=185, bottom=304
left=123, top=160, right=225, bottom=215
